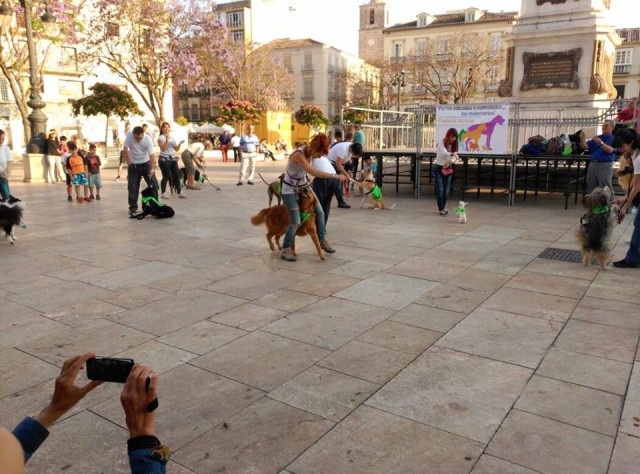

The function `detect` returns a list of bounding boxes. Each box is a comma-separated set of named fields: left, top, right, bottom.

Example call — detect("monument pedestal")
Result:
left=22, top=153, right=47, bottom=183
left=500, top=0, right=620, bottom=104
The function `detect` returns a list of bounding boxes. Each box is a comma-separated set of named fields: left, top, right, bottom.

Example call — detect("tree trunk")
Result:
left=104, top=114, right=110, bottom=160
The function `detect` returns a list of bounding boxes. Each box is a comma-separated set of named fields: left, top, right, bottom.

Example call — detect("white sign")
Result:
left=435, top=103, right=509, bottom=154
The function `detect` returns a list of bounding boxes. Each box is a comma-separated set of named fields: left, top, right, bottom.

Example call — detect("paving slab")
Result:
left=481, top=287, right=578, bottom=322
left=389, top=303, right=467, bottom=333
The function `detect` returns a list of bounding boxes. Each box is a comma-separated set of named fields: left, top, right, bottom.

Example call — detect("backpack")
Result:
left=528, top=135, right=545, bottom=147
left=519, top=143, right=546, bottom=156
left=545, top=137, right=562, bottom=156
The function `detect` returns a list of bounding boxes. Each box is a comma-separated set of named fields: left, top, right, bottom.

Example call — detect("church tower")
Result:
left=359, top=0, right=388, bottom=64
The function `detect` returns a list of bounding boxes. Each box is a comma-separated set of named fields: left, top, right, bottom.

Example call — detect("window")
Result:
left=418, top=14, right=426, bottom=27
left=487, top=66, right=500, bottom=85
left=393, top=42, right=403, bottom=58
left=226, top=11, right=244, bottom=28
left=415, top=39, right=426, bottom=59
left=0, top=78, right=8, bottom=101
left=284, top=54, right=292, bottom=72
left=490, top=34, right=502, bottom=54
left=369, top=9, right=374, bottom=25
left=191, top=103, right=199, bottom=121
left=231, top=30, right=244, bottom=42
left=436, top=37, right=451, bottom=55
left=616, top=48, right=633, bottom=65
left=303, top=78, right=313, bottom=98
left=303, top=53, right=313, bottom=71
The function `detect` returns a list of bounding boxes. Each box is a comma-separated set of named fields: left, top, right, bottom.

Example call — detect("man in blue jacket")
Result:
left=580, top=119, right=617, bottom=194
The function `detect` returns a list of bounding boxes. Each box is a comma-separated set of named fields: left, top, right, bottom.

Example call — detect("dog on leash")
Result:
left=452, top=201, right=468, bottom=224
left=577, top=186, right=615, bottom=269
left=130, top=187, right=175, bottom=220
left=250, top=187, right=325, bottom=260
left=0, top=197, right=26, bottom=244
left=349, top=175, right=392, bottom=210
left=258, top=172, right=284, bottom=207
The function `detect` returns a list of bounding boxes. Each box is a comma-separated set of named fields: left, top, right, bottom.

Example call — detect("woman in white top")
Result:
left=434, top=127, right=459, bottom=216
left=157, top=122, right=185, bottom=198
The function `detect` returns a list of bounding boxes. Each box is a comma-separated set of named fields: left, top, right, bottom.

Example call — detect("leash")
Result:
left=196, top=163, right=221, bottom=190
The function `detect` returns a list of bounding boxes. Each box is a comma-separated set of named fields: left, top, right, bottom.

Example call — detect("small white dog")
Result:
left=452, top=201, right=467, bottom=224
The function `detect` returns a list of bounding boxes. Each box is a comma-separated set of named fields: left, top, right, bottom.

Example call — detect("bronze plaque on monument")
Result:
left=521, top=48, right=582, bottom=91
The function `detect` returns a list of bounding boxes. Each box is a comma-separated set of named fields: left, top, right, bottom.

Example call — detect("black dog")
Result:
left=130, top=187, right=175, bottom=220
left=0, top=196, right=26, bottom=244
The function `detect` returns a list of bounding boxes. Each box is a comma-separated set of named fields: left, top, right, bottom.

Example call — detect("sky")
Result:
left=287, top=0, right=634, bottom=56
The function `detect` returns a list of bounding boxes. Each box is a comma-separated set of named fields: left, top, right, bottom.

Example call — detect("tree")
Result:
left=293, top=105, right=328, bottom=134
left=70, top=82, right=141, bottom=152
left=0, top=0, right=82, bottom=144
left=399, top=33, right=503, bottom=104
left=81, top=0, right=227, bottom=126
left=213, top=99, right=261, bottom=128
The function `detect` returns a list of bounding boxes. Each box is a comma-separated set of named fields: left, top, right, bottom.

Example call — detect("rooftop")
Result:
left=386, top=10, right=518, bottom=32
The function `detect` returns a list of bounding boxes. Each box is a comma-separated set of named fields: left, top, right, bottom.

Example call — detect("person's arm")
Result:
left=12, top=353, right=102, bottom=463
left=335, top=156, right=349, bottom=178
left=592, top=135, right=615, bottom=154
left=157, top=135, right=169, bottom=153
left=291, top=151, right=346, bottom=181
left=619, top=173, right=640, bottom=220
left=146, top=137, right=156, bottom=174
left=121, top=364, right=168, bottom=474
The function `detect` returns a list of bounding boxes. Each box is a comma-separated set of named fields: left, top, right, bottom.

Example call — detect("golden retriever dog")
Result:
left=577, top=186, right=615, bottom=269
left=250, top=187, right=325, bottom=260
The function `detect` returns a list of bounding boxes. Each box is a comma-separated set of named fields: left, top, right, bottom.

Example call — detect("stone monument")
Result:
left=499, top=0, right=620, bottom=102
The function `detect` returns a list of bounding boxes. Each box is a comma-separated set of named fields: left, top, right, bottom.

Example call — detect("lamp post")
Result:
left=0, top=0, right=56, bottom=154
left=391, top=69, right=405, bottom=113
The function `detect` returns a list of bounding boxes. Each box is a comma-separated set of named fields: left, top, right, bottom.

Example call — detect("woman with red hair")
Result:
left=280, top=133, right=348, bottom=262
left=434, top=128, right=459, bottom=215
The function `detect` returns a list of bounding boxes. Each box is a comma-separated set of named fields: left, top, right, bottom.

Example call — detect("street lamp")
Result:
left=0, top=0, right=57, bottom=154
left=391, top=69, right=405, bottom=113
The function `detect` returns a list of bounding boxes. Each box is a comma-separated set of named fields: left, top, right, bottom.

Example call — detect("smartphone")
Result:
left=86, top=357, right=134, bottom=383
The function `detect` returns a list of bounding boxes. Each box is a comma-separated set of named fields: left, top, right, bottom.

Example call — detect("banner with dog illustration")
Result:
left=436, top=104, right=509, bottom=154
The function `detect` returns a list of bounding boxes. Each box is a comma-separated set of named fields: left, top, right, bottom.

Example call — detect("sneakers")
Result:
left=89, top=194, right=94, bottom=199
left=96, top=195, right=101, bottom=200
left=178, top=192, right=187, bottom=199
left=115, top=176, right=120, bottom=182
left=320, top=240, right=336, bottom=253
left=161, top=192, right=170, bottom=199
left=281, top=248, right=297, bottom=262
left=613, top=259, right=640, bottom=268
left=84, top=197, right=92, bottom=202
left=439, top=210, right=448, bottom=216
left=77, top=197, right=83, bottom=203
left=237, top=182, right=243, bottom=186
left=67, top=195, right=73, bottom=202
left=337, top=203, right=351, bottom=209
left=247, top=181, right=254, bottom=185
left=129, top=206, right=137, bottom=216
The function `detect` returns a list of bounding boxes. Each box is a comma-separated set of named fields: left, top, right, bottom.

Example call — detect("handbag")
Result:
left=441, top=167, right=453, bottom=176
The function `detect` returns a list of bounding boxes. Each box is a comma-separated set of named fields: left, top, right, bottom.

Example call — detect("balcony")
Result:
left=301, top=64, right=314, bottom=72
left=435, top=53, right=452, bottom=62
left=485, top=83, right=500, bottom=92
left=389, top=57, right=405, bottom=64
left=614, top=64, right=631, bottom=74
left=411, top=85, right=427, bottom=94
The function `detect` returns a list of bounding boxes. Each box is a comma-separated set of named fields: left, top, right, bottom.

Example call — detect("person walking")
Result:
left=237, top=124, right=259, bottom=186
left=0, top=129, right=12, bottom=201
left=613, top=129, right=640, bottom=268
left=580, top=119, right=616, bottom=194
left=123, top=125, right=157, bottom=215
left=157, top=122, right=185, bottom=199
left=435, top=128, right=459, bottom=216
left=230, top=133, right=242, bottom=163
left=280, top=133, right=347, bottom=262
left=182, top=142, right=206, bottom=190
left=219, top=130, right=231, bottom=162
left=45, top=130, right=62, bottom=183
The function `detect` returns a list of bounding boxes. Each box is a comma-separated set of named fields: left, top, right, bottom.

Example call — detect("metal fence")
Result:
left=341, top=98, right=627, bottom=152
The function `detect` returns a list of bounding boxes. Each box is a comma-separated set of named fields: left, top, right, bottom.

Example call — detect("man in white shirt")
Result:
left=237, top=124, right=260, bottom=186
left=230, top=134, right=241, bottom=162
left=327, top=142, right=363, bottom=209
left=123, top=126, right=157, bottom=215
left=0, top=130, right=12, bottom=201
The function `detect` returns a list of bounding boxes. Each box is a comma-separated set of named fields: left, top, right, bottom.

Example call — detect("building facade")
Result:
left=265, top=38, right=380, bottom=121
left=613, top=28, right=640, bottom=99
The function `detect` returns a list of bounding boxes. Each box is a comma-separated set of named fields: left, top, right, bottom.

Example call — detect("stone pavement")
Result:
left=1, top=158, right=639, bottom=474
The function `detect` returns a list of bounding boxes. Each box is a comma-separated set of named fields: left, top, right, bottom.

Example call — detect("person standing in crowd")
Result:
left=280, top=133, right=347, bottom=262
left=116, top=122, right=131, bottom=182
left=123, top=125, right=157, bottom=215
left=219, top=130, right=231, bottom=163
left=182, top=141, right=207, bottom=190
left=580, top=119, right=616, bottom=194
left=230, top=133, right=242, bottom=163
left=45, top=130, right=62, bottom=183
left=435, top=128, right=459, bottom=216
left=0, top=130, right=12, bottom=201
left=328, top=140, right=363, bottom=209
left=157, top=122, right=185, bottom=199
left=612, top=129, right=640, bottom=268
left=65, top=142, right=91, bottom=203
left=311, top=146, right=341, bottom=225
left=85, top=144, right=102, bottom=200
left=237, top=124, right=260, bottom=186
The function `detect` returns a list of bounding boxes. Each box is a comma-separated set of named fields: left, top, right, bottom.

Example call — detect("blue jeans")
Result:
left=0, top=176, right=10, bottom=201
left=434, top=165, right=452, bottom=211
left=624, top=209, right=640, bottom=265
left=127, top=162, right=156, bottom=210
left=282, top=190, right=326, bottom=249
left=159, top=159, right=182, bottom=194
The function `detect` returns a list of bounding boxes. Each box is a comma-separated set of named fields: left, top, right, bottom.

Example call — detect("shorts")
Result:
left=88, top=173, right=102, bottom=188
left=73, top=173, right=88, bottom=186
left=181, top=150, right=195, bottom=175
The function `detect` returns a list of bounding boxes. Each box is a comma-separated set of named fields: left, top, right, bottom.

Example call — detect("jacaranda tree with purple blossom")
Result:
left=70, top=82, right=141, bottom=153
left=82, top=0, right=226, bottom=126
left=0, top=0, right=83, bottom=144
